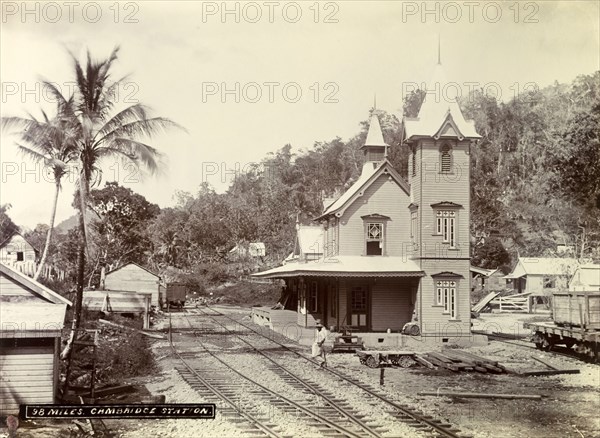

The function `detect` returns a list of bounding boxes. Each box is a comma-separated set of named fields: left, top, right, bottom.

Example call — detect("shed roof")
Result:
left=252, top=256, right=424, bottom=279
left=470, top=265, right=500, bottom=277
left=0, top=262, right=71, bottom=306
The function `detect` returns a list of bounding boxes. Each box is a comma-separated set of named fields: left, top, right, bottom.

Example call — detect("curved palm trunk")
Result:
left=33, top=179, right=61, bottom=281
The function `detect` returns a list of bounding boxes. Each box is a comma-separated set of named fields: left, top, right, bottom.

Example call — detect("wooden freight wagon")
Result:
left=0, top=263, right=71, bottom=416
left=553, top=290, right=600, bottom=329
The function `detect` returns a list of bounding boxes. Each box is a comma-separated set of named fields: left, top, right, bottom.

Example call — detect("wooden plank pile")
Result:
left=414, top=350, right=508, bottom=373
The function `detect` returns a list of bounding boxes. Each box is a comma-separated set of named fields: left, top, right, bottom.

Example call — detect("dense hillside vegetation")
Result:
left=4, top=71, right=599, bottom=291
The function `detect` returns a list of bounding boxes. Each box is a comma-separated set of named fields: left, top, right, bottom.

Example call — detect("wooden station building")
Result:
left=254, top=59, right=481, bottom=339
left=0, top=263, right=71, bottom=415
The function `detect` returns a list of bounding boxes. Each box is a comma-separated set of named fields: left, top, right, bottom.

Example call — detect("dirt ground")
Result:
left=3, top=306, right=598, bottom=438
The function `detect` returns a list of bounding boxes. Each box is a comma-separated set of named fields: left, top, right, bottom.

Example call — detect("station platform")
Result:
left=250, top=306, right=487, bottom=349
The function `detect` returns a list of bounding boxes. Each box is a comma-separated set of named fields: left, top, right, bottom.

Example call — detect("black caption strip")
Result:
left=20, top=404, right=216, bottom=419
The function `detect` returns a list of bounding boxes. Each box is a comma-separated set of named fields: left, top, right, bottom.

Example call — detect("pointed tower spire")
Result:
left=360, top=111, right=389, bottom=173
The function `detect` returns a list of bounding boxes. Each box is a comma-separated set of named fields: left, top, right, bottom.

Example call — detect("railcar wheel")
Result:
left=365, top=356, right=380, bottom=369
left=563, top=339, right=575, bottom=349
left=395, top=356, right=416, bottom=368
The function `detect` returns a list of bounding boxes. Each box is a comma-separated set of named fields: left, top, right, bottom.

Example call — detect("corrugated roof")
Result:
left=252, top=256, right=424, bottom=279
left=297, top=226, right=324, bottom=255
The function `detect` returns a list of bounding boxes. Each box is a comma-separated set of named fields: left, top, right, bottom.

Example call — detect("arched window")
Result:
left=440, top=144, right=452, bottom=173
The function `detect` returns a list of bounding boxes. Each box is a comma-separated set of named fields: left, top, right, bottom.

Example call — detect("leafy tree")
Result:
left=84, top=182, right=160, bottom=284
left=472, top=237, right=511, bottom=272
left=0, top=204, right=19, bottom=242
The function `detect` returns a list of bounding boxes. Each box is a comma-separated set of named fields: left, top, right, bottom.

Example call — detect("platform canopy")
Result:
left=252, top=256, right=424, bottom=279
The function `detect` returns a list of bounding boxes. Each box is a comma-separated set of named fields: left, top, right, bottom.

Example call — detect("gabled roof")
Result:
left=106, top=262, right=159, bottom=278
left=404, top=63, right=480, bottom=141
left=0, top=231, right=39, bottom=253
left=316, top=159, right=410, bottom=220
left=505, top=258, right=579, bottom=278
left=297, top=226, right=324, bottom=255
left=0, top=262, right=72, bottom=305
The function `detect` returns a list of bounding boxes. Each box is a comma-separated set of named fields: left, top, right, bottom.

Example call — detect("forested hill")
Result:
left=147, top=71, right=600, bottom=272
left=7, top=71, right=599, bottom=282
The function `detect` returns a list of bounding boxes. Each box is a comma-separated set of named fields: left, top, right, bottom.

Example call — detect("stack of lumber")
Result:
left=471, top=291, right=500, bottom=313
left=414, top=350, right=508, bottom=373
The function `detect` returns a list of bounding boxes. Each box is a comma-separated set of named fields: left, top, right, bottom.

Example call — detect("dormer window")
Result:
left=440, top=144, right=452, bottom=173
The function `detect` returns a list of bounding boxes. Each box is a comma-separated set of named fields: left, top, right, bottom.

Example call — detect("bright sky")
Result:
left=1, top=1, right=599, bottom=229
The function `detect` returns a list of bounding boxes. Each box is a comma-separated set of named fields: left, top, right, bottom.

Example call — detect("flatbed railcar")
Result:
left=523, top=290, right=600, bottom=362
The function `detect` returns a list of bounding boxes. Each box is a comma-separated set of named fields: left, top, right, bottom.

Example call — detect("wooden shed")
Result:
left=0, top=262, right=71, bottom=416
left=104, top=262, right=160, bottom=307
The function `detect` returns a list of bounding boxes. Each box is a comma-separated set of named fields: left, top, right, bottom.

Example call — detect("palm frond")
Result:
left=98, top=117, right=186, bottom=143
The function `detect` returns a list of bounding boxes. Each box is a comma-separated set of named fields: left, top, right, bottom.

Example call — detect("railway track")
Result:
left=173, top=305, right=472, bottom=438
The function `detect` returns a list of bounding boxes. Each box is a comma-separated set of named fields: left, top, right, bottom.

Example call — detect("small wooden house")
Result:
left=0, top=263, right=71, bottom=416
left=470, top=266, right=506, bottom=292
left=0, top=233, right=38, bottom=277
left=504, top=258, right=579, bottom=295
left=229, top=242, right=266, bottom=259
left=104, top=262, right=160, bottom=307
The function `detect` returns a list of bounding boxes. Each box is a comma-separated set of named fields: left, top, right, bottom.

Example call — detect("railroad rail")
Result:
left=171, top=308, right=396, bottom=438
left=187, top=305, right=471, bottom=438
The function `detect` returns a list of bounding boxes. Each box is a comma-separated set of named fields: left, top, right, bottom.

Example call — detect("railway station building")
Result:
left=253, top=60, right=481, bottom=341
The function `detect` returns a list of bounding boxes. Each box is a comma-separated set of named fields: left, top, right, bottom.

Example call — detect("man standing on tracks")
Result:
left=312, top=320, right=330, bottom=368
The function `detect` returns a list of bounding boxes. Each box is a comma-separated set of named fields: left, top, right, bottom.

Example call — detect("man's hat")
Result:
left=315, top=320, right=323, bottom=327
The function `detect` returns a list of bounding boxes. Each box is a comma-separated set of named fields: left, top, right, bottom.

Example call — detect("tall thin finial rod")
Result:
left=373, top=93, right=377, bottom=111
left=437, top=34, right=441, bottom=65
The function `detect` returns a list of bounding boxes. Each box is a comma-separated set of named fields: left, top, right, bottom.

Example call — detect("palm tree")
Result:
left=59, top=47, right=183, bottom=360
left=1, top=95, right=78, bottom=280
